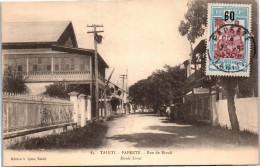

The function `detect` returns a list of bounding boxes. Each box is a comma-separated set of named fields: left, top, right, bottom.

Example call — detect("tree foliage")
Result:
left=3, top=66, right=29, bottom=94
left=129, top=65, right=186, bottom=110
left=178, top=0, right=207, bottom=43
left=44, top=82, right=89, bottom=99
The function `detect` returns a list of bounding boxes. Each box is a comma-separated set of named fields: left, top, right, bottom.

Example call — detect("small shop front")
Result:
left=184, top=87, right=211, bottom=123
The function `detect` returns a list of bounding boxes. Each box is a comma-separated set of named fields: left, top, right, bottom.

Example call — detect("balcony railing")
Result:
left=186, top=72, right=196, bottom=85
left=27, top=71, right=91, bottom=75
left=8, top=70, right=104, bottom=83
left=24, top=71, right=92, bottom=82
left=185, top=69, right=205, bottom=89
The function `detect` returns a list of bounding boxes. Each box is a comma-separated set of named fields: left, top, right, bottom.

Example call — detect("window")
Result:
left=33, top=65, right=37, bottom=71
left=47, top=65, right=51, bottom=71
left=38, top=65, right=42, bottom=71
left=80, top=64, right=85, bottom=70
left=71, top=65, right=75, bottom=71
left=61, top=59, right=65, bottom=70
left=66, top=64, right=70, bottom=70
left=61, top=65, right=65, bottom=71
left=18, top=65, right=23, bottom=71
left=71, top=58, right=75, bottom=71
left=61, top=58, right=65, bottom=64
left=38, top=58, right=42, bottom=64
left=55, top=65, right=59, bottom=71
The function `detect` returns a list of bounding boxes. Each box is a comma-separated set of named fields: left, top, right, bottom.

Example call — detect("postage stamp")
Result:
left=207, top=4, right=252, bottom=77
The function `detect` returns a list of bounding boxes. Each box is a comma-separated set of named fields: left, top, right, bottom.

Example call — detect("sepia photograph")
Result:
left=1, top=0, right=258, bottom=166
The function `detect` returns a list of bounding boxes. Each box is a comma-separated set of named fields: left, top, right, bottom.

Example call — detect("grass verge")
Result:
left=8, top=122, right=108, bottom=150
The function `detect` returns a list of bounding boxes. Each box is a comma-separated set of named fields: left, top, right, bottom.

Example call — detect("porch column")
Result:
left=86, top=95, right=92, bottom=121
left=211, top=94, right=218, bottom=126
left=100, top=89, right=103, bottom=117
left=26, top=56, right=29, bottom=75
left=51, top=55, right=54, bottom=74
left=69, top=91, right=79, bottom=124
left=201, top=97, right=205, bottom=118
left=104, top=90, right=108, bottom=118
left=195, top=96, right=198, bottom=116
left=78, top=94, right=86, bottom=127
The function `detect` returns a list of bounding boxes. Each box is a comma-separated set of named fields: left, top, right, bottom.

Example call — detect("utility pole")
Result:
left=126, top=68, right=128, bottom=113
left=87, top=24, right=104, bottom=120
left=119, top=74, right=128, bottom=114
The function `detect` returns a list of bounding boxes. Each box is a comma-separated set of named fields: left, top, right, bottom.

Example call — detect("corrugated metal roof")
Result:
left=2, top=21, right=71, bottom=43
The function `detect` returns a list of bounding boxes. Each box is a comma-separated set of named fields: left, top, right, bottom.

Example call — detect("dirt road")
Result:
left=104, top=113, right=258, bottom=150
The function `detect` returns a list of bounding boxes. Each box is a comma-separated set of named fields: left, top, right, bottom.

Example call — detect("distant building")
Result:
left=2, top=21, right=108, bottom=97
left=107, top=81, right=126, bottom=114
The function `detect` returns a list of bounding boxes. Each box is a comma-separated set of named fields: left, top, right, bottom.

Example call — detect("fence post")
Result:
left=104, top=92, right=107, bottom=119
left=6, top=102, right=9, bottom=132
left=69, top=91, right=79, bottom=124
left=78, top=94, right=86, bottom=127
left=86, top=96, right=92, bottom=121
left=106, top=97, right=111, bottom=117
left=25, top=103, right=28, bottom=129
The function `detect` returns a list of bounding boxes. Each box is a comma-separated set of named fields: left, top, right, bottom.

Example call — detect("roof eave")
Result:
left=2, top=42, right=56, bottom=49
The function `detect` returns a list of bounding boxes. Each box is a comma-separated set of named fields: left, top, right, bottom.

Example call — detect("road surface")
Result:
left=104, top=113, right=258, bottom=150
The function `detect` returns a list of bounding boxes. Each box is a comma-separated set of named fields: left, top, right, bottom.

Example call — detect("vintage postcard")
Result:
left=2, top=0, right=259, bottom=166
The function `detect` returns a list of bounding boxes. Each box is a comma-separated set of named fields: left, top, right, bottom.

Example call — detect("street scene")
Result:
left=2, top=0, right=258, bottom=166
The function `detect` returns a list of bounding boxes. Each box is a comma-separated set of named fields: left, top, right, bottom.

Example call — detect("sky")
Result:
left=2, top=0, right=191, bottom=88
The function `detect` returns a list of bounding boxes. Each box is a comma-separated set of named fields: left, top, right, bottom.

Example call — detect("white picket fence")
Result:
left=2, top=93, right=74, bottom=133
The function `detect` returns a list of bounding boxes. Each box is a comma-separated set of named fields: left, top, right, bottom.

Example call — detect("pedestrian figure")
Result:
left=157, top=106, right=162, bottom=116
left=166, top=106, right=171, bottom=120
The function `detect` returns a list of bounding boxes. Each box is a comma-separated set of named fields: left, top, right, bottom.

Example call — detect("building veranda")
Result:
left=2, top=21, right=127, bottom=145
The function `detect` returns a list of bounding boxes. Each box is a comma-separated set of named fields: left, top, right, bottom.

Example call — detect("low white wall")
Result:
left=214, top=97, right=258, bottom=134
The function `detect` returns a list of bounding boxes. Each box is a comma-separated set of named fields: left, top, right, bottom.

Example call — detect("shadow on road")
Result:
left=107, top=133, right=179, bottom=148
left=134, top=112, right=156, bottom=116
left=107, top=116, right=258, bottom=149
left=135, top=113, right=158, bottom=117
